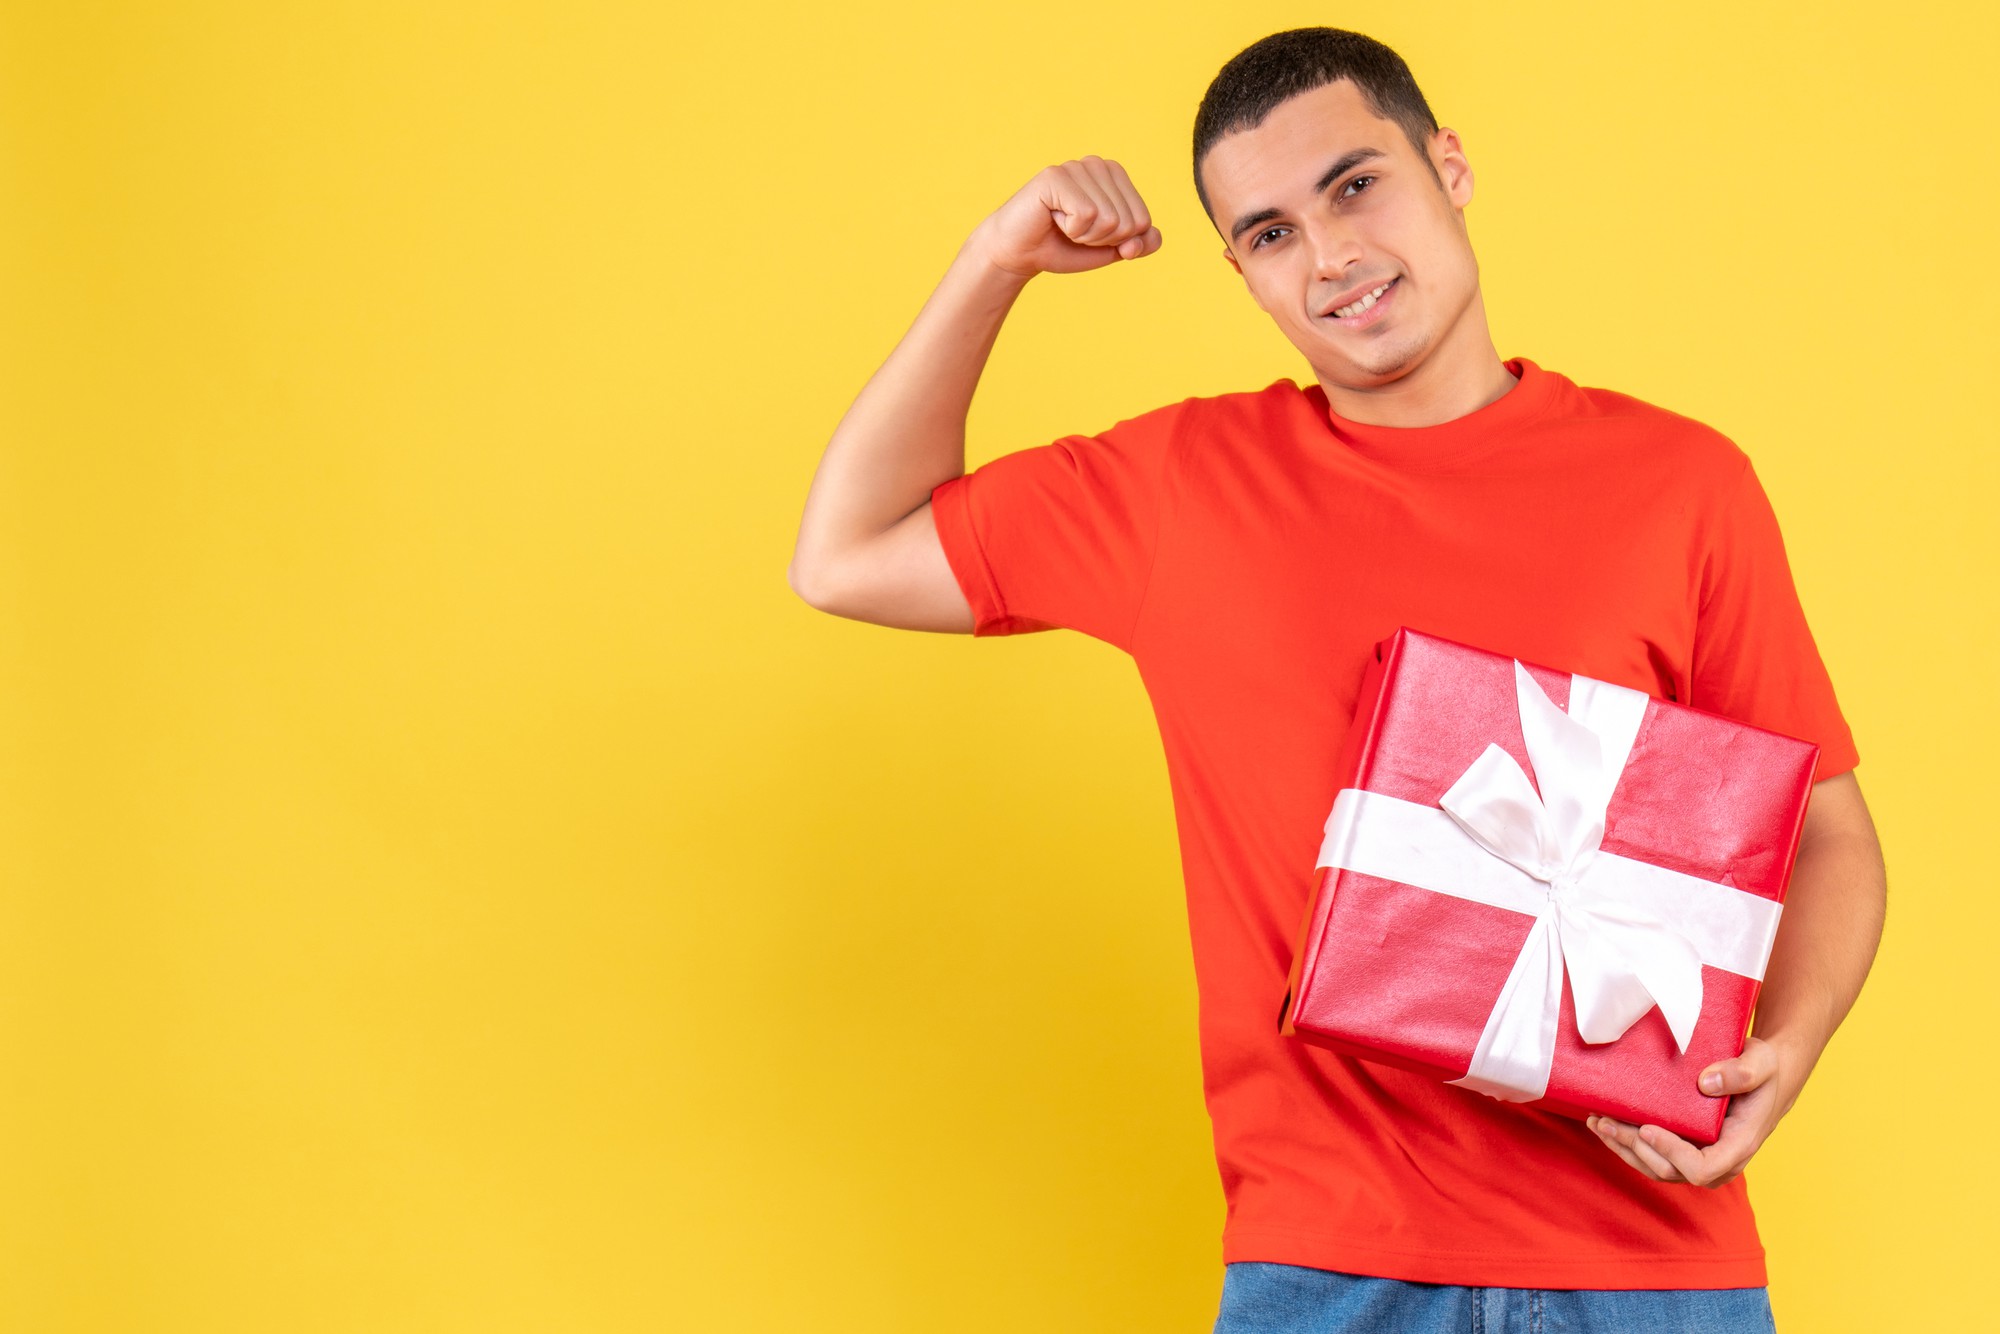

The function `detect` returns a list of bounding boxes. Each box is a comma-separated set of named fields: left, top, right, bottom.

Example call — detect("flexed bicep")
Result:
left=791, top=499, right=977, bottom=635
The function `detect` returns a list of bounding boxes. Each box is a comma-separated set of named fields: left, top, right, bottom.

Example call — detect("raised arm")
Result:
left=786, top=157, right=1162, bottom=632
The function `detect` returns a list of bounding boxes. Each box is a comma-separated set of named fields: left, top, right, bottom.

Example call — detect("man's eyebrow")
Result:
left=1227, top=148, right=1389, bottom=244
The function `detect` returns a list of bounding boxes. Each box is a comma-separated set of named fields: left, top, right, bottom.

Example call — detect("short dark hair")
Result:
left=1192, top=28, right=1440, bottom=225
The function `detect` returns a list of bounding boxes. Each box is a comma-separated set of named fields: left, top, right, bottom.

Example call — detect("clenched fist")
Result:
left=970, top=156, right=1164, bottom=279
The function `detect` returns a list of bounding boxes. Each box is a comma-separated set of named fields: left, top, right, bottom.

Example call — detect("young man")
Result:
left=789, top=27, right=1887, bottom=1334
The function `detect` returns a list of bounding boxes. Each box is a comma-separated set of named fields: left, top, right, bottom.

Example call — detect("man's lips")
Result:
left=1319, top=276, right=1401, bottom=324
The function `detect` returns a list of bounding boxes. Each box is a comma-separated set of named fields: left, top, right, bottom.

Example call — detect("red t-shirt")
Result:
left=926, top=356, right=1859, bottom=1290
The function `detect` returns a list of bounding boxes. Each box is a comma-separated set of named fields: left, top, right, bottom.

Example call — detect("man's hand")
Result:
left=1587, top=1035, right=1797, bottom=1188
left=1583, top=770, right=1885, bottom=1187
left=970, top=157, right=1163, bottom=279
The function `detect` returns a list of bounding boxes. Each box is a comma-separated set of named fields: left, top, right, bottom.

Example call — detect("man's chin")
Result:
left=1312, top=336, right=1431, bottom=389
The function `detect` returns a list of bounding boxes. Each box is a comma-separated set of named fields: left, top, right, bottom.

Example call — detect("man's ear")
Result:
left=1429, top=127, right=1475, bottom=210
left=1222, top=247, right=1270, bottom=313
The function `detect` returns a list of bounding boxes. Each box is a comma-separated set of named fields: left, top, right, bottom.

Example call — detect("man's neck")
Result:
left=1315, top=302, right=1519, bottom=429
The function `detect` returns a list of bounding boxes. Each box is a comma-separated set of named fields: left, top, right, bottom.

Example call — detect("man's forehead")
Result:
left=1202, top=79, right=1402, bottom=212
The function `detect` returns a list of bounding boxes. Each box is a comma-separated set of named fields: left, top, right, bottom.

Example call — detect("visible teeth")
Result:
left=1334, top=282, right=1392, bottom=318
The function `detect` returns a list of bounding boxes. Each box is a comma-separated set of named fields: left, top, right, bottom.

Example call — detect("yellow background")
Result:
left=3, top=2, right=1990, bottom=1329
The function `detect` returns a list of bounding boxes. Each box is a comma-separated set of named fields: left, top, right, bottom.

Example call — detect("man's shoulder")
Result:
left=1553, top=373, right=1750, bottom=481
left=1142, top=377, right=1308, bottom=415
left=1141, top=376, right=1314, bottom=433
left=1080, top=377, right=1309, bottom=446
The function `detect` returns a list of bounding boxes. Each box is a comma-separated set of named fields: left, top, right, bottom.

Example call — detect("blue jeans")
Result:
left=1213, top=1262, right=1776, bottom=1333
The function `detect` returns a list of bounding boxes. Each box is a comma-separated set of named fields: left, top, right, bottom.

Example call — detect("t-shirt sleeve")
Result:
left=926, top=396, right=1191, bottom=653
left=1688, top=455, right=1860, bottom=784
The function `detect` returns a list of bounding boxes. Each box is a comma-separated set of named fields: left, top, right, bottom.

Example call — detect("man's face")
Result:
left=1200, top=78, right=1479, bottom=389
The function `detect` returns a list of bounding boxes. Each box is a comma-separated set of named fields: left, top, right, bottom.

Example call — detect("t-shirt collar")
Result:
left=1307, top=357, right=1560, bottom=471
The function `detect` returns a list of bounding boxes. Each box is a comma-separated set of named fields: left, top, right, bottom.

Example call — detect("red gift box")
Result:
left=1279, top=627, right=1819, bottom=1145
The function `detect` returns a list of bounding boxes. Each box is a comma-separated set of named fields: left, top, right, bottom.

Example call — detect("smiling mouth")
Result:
left=1325, top=277, right=1399, bottom=319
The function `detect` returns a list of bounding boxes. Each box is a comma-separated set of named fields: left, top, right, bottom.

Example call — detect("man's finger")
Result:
left=1065, top=158, right=1128, bottom=244
left=1589, top=1116, right=1676, bottom=1182
left=1117, top=225, right=1163, bottom=260
left=1103, top=158, right=1154, bottom=234
left=1641, top=1124, right=1745, bottom=1189
left=1591, top=1116, right=1685, bottom=1181
left=1700, top=1038, right=1778, bottom=1097
left=1075, top=156, right=1133, bottom=239
left=1047, top=164, right=1110, bottom=243
left=1698, top=1061, right=1763, bottom=1097
left=1624, top=1127, right=1688, bottom=1182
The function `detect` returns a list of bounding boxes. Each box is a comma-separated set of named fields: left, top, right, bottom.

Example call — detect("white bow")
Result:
left=1312, top=659, right=1787, bottom=1105
left=1436, top=662, right=1705, bottom=1102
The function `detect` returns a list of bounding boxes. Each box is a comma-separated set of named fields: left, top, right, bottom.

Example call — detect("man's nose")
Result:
left=1306, top=221, right=1363, bottom=279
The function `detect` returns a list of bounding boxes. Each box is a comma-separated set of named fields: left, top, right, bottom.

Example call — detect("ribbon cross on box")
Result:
left=1311, top=656, right=1787, bottom=1106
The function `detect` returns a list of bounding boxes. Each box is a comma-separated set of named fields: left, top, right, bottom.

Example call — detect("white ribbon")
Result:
left=1313, top=660, right=1784, bottom=1103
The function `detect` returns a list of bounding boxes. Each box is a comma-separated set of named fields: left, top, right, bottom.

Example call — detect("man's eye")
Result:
left=1341, top=175, right=1377, bottom=198
left=1253, top=226, right=1288, bottom=249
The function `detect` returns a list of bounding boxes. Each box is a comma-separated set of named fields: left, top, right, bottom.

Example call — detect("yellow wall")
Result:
left=2, top=3, right=1988, bottom=1329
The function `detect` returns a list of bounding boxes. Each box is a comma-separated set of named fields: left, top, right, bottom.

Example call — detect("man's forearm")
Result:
left=1748, top=782, right=1887, bottom=1114
left=789, top=227, right=1030, bottom=589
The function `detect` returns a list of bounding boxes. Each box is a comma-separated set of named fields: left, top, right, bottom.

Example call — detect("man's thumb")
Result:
left=1699, top=1049, right=1772, bottom=1096
left=1117, top=226, right=1163, bottom=261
